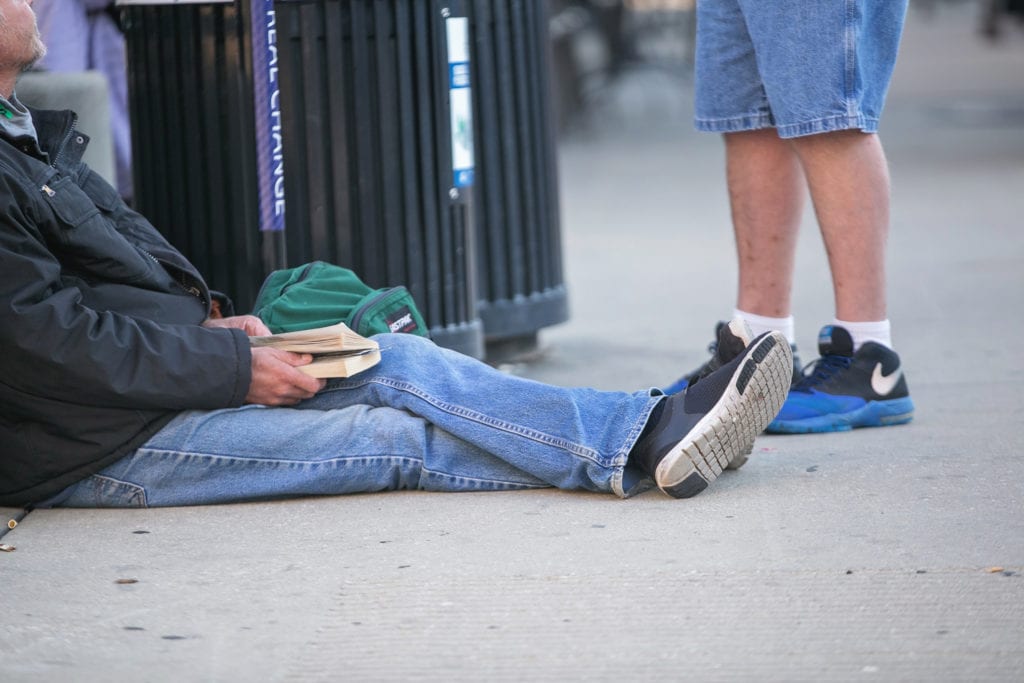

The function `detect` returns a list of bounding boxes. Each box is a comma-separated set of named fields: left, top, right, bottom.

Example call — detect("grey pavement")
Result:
left=3, top=3, right=1024, bottom=681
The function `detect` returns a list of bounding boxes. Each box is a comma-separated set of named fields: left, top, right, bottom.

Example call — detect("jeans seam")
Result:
left=332, top=377, right=608, bottom=466
left=420, top=465, right=550, bottom=490
left=138, top=447, right=423, bottom=467
left=844, top=0, right=859, bottom=115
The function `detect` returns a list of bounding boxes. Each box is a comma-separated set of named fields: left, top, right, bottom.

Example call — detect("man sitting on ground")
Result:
left=0, top=0, right=791, bottom=509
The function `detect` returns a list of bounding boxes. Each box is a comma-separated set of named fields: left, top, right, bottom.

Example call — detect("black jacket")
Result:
left=0, top=108, right=252, bottom=506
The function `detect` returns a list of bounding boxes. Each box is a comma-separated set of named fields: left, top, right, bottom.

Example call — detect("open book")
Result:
left=249, top=322, right=381, bottom=378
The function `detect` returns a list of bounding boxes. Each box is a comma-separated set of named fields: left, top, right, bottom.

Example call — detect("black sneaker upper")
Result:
left=793, top=325, right=910, bottom=400
left=665, top=321, right=802, bottom=394
left=631, top=340, right=755, bottom=479
left=666, top=321, right=749, bottom=392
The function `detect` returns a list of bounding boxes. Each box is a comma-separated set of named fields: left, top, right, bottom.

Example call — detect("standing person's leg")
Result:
left=666, top=0, right=803, bottom=394
left=740, top=0, right=907, bottom=328
left=736, top=0, right=914, bottom=432
left=789, top=130, right=890, bottom=323
left=681, top=0, right=914, bottom=430
left=726, top=129, right=805, bottom=320
left=47, top=333, right=793, bottom=506
left=769, top=127, right=913, bottom=432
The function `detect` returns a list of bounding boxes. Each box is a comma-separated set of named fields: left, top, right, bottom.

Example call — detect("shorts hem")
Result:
left=694, top=112, right=774, bottom=134
left=776, top=114, right=879, bottom=138
left=695, top=113, right=879, bottom=138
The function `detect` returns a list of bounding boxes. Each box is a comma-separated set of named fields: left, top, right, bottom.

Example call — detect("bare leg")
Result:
left=790, top=130, right=890, bottom=322
left=725, top=129, right=806, bottom=318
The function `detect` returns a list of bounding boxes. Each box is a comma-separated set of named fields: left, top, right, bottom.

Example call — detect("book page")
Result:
left=297, top=347, right=383, bottom=378
left=250, top=322, right=377, bottom=354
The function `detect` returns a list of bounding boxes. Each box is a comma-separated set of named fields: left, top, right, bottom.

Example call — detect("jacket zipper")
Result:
left=50, top=116, right=78, bottom=169
left=39, top=117, right=78, bottom=196
left=142, top=249, right=206, bottom=305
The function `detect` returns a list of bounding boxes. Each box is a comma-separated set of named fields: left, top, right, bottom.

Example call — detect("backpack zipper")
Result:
left=348, top=287, right=399, bottom=332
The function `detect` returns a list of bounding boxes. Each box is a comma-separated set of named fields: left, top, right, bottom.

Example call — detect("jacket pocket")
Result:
left=37, top=172, right=161, bottom=285
left=40, top=175, right=101, bottom=229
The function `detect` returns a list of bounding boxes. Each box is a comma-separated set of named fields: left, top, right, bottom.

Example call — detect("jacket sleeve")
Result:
left=0, top=182, right=252, bottom=412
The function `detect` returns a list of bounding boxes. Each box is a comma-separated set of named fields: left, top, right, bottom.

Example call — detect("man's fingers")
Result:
left=202, top=315, right=273, bottom=337
left=279, top=351, right=315, bottom=367
left=244, top=317, right=273, bottom=337
left=273, top=351, right=326, bottom=393
left=247, top=348, right=327, bottom=405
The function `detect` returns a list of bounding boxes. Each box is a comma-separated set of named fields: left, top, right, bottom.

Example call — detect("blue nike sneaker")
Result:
left=766, top=325, right=915, bottom=433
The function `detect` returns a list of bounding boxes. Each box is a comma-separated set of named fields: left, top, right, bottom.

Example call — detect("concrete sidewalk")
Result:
left=3, top=4, right=1023, bottom=681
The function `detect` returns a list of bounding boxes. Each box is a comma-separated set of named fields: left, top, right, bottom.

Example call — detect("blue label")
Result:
left=449, top=62, right=471, bottom=89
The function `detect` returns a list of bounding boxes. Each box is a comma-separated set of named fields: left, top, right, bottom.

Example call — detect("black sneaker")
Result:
left=766, top=325, right=915, bottom=434
left=663, top=319, right=753, bottom=394
left=631, top=332, right=792, bottom=498
left=665, top=320, right=802, bottom=394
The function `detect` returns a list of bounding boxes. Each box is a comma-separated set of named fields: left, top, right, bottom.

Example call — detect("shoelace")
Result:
left=793, top=354, right=853, bottom=392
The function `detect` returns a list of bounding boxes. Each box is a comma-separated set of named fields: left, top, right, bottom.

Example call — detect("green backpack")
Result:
left=252, top=261, right=429, bottom=337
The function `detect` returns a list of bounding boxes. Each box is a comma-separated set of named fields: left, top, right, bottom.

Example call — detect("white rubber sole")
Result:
left=655, top=332, right=792, bottom=498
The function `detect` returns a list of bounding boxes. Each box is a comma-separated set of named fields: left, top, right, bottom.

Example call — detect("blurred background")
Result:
left=19, top=0, right=1024, bottom=374
left=526, top=0, right=1024, bottom=389
left=548, top=0, right=1023, bottom=137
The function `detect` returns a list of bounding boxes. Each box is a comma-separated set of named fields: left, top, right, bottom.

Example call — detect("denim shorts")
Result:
left=694, top=0, right=908, bottom=138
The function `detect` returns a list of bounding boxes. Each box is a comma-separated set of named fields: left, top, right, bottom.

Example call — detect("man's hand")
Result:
left=205, top=316, right=325, bottom=404
left=203, top=315, right=272, bottom=337
left=246, top=347, right=326, bottom=406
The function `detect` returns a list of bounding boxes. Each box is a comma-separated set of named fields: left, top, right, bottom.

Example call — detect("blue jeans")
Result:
left=49, top=334, right=659, bottom=507
left=694, top=0, right=908, bottom=138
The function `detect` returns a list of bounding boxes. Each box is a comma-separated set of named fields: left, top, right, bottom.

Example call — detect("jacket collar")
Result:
left=6, top=107, right=86, bottom=169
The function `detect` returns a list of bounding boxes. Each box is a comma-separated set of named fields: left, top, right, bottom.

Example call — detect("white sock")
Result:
left=834, top=318, right=892, bottom=352
left=734, top=309, right=795, bottom=346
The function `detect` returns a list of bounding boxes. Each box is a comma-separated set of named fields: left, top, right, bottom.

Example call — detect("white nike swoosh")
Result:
left=871, top=363, right=902, bottom=396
